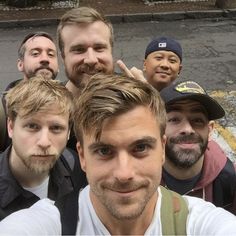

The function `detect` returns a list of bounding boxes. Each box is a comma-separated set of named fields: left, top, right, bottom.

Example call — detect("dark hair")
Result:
left=18, top=31, right=55, bottom=59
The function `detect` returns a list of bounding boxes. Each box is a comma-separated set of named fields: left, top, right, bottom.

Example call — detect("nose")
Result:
left=159, top=58, right=170, bottom=69
left=39, top=52, right=50, bottom=64
left=83, top=48, right=98, bottom=66
left=180, top=120, right=195, bottom=135
left=37, top=129, right=51, bottom=149
left=113, top=152, right=135, bottom=183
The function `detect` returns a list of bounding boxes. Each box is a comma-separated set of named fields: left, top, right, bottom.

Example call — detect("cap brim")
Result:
left=166, top=94, right=225, bottom=120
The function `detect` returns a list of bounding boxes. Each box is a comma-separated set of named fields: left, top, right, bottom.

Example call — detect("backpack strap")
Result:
left=0, top=97, right=7, bottom=152
left=160, top=186, right=188, bottom=235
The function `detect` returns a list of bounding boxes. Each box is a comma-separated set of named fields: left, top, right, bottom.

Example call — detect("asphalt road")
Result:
left=0, top=18, right=236, bottom=160
left=0, top=18, right=236, bottom=91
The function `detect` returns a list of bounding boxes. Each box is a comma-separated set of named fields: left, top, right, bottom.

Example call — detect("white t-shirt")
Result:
left=0, top=186, right=236, bottom=235
left=0, top=198, right=61, bottom=235
left=77, top=186, right=236, bottom=235
left=23, top=176, right=49, bottom=199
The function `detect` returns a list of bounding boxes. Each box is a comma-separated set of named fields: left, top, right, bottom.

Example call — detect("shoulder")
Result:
left=0, top=147, right=10, bottom=169
left=0, top=199, right=61, bottom=235
left=4, top=79, right=23, bottom=91
left=184, top=195, right=236, bottom=235
left=205, top=140, right=227, bottom=162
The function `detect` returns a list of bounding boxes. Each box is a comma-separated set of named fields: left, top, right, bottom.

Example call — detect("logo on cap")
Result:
left=158, top=42, right=167, bottom=48
left=175, top=81, right=206, bottom=94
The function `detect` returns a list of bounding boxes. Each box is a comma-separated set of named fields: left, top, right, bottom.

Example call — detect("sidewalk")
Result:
left=0, top=0, right=236, bottom=28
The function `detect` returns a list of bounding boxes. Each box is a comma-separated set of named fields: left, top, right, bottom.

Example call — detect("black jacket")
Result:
left=0, top=79, right=22, bottom=152
left=162, top=141, right=236, bottom=213
left=0, top=146, right=87, bottom=221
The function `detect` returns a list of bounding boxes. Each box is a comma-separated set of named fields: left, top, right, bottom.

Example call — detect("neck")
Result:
left=90, top=190, right=158, bottom=235
left=23, top=75, right=29, bottom=81
left=9, top=147, right=49, bottom=188
left=65, top=80, right=82, bottom=97
left=164, top=155, right=204, bottom=180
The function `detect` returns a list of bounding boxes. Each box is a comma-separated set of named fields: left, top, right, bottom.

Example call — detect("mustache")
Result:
left=31, top=149, right=58, bottom=157
left=169, top=134, right=203, bottom=144
left=35, top=66, right=54, bottom=74
left=76, top=64, right=105, bottom=75
left=102, top=180, right=149, bottom=192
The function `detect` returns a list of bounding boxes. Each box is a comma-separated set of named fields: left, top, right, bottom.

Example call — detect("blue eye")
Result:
left=132, top=143, right=152, bottom=158
left=98, top=147, right=111, bottom=156
left=96, top=146, right=113, bottom=157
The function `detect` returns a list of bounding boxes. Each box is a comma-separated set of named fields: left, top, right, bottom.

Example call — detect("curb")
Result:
left=0, top=8, right=235, bottom=28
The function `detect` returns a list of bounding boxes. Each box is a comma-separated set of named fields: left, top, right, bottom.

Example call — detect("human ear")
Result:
left=7, top=118, right=14, bottom=138
left=143, top=60, right=146, bottom=72
left=162, top=134, right=167, bottom=164
left=17, top=59, right=24, bottom=72
left=208, top=120, right=215, bottom=141
left=178, top=64, right=183, bottom=75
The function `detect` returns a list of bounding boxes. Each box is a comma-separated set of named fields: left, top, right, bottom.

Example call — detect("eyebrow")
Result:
left=88, top=136, right=157, bottom=151
left=131, top=136, right=157, bottom=146
left=88, top=142, right=113, bottom=152
left=70, top=42, right=108, bottom=49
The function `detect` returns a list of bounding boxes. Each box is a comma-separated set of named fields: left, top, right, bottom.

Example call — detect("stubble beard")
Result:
left=18, top=151, right=59, bottom=175
left=65, top=63, right=113, bottom=90
left=89, top=179, right=158, bottom=220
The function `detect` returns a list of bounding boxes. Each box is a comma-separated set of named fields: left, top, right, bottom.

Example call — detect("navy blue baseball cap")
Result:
left=145, top=36, right=182, bottom=61
left=160, top=81, right=225, bottom=120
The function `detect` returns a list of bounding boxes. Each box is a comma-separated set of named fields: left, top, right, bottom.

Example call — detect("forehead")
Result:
left=61, top=21, right=111, bottom=47
left=148, top=50, right=179, bottom=59
left=17, top=104, right=69, bottom=120
left=166, top=99, right=208, bottom=116
left=24, top=36, right=57, bottom=51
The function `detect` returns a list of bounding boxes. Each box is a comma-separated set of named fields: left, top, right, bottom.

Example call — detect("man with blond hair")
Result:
left=57, top=7, right=114, bottom=97
left=0, top=77, right=83, bottom=229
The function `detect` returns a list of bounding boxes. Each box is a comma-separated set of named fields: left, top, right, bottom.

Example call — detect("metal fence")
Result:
left=145, top=0, right=208, bottom=3
left=0, top=0, right=79, bottom=8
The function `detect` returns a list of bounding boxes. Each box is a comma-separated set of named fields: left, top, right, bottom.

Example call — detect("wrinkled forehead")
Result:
left=166, top=99, right=208, bottom=116
left=24, top=36, right=57, bottom=50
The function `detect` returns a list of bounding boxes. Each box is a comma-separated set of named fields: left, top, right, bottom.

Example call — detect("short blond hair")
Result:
left=57, top=7, right=114, bottom=57
left=74, top=73, right=167, bottom=143
left=6, top=76, right=74, bottom=126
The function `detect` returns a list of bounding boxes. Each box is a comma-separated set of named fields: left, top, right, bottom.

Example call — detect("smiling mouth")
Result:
left=176, top=143, right=199, bottom=148
left=110, top=185, right=142, bottom=194
left=156, top=71, right=170, bottom=75
left=116, top=190, right=135, bottom=194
